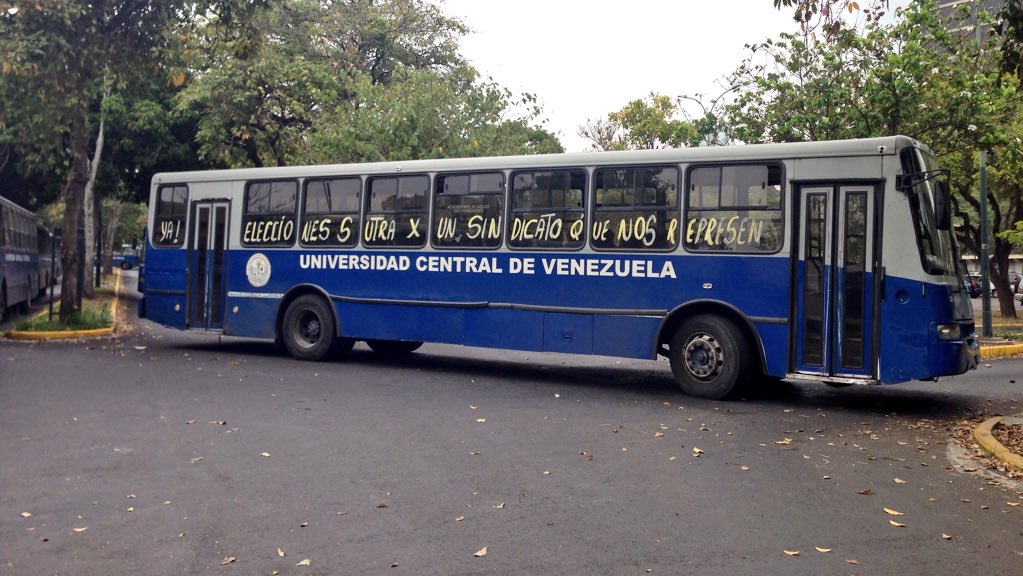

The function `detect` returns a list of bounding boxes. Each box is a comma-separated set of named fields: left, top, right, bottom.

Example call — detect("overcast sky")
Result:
left=439, top=0, right=802, bottom=152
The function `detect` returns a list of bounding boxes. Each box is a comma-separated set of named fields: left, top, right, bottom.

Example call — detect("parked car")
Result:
left=965, top=273, right=995, bottom=297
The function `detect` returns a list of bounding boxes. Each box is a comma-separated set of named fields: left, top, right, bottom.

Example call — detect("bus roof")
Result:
left=152, top=135, right=922, bottom=185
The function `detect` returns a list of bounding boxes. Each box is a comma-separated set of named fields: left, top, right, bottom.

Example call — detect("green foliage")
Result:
left=755, top=0, right=1023, bottom=315
left=305, top=67, right=561, bottom=163
left=579, top=93, right=702, bottom=151
left=178, top=0, right=557, bottom=166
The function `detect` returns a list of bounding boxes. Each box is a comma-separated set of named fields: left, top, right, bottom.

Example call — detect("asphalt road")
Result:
left=2, top=285, right=1022, bottom=575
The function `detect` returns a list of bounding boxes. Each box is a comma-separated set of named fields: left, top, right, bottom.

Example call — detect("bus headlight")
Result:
left=936, top=323, right=961, bottom=341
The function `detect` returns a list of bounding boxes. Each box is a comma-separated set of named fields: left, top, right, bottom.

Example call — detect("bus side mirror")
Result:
left=934, top=180, right=951, bottom=231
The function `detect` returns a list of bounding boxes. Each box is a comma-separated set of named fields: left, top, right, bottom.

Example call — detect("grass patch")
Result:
left=14, top=272, right=118, bottom=332
left=15, top=300, right=113, bottom=331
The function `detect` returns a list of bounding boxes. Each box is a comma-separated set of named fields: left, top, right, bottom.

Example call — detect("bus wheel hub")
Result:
left=684, top=334, right=723, bottom=380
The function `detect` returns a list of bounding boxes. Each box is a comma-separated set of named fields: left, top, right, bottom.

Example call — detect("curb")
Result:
left=5, top=271, right=122, bottom=342
left=973, top=416, right=1023, bottom=472
left=980, top=343, right=1023, bottom=360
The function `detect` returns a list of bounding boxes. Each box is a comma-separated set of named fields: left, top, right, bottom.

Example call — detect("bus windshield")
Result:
left=902, top=147, right=957, bottom=276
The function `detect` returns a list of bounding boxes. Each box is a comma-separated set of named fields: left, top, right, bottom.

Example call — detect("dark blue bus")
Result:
left=0, top=195, right=40, bottom=319
left=140, top=137, right=978, bottom=398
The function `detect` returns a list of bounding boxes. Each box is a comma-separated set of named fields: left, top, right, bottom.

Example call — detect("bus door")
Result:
left=188, top=201, right=230, bottom=330
left=794, top=184, right=877, bottom=380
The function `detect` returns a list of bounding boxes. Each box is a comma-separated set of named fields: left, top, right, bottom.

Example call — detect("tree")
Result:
left=0, top=0, right=258, bottom=320
left=305, top=67, right=561, bottom=163
left=578, top=93, right=703, bottom=151
left=746, top=0, right=1023, bottom=315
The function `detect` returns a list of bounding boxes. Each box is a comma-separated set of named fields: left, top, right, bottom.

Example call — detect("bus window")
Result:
left=684, top=164, right=783, bottom=253
left=242, top=180, right=298, bottom=247
left=432, top=172, right=504, bottom=249
left=153, top=185, right=188, bottom=247
left=363, top=175, right=429, bottom=248
left=301, top=177, right=361, bottom=248
left=509, top=169, right=586, bottom=250
left=592, top=166, right=679, bottom=251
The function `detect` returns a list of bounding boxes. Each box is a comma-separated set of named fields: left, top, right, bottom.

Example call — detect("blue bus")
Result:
left=140, top=136, right=978, bottom=398
left=0, top=195, right=40, bottom=319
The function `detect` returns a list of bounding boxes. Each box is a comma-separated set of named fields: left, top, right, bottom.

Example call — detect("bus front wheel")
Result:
left=669, top=315, right=750, bottom=400
left=281, top=295, right=336, bottom=361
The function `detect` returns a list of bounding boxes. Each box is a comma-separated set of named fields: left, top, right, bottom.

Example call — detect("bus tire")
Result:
left=281, top=295, right=336, bottom=361
left=669, top=315, right=749, bottom=400
left=366, top=339, right=423, bottom=356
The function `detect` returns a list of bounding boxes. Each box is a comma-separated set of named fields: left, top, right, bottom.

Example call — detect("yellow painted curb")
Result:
left=973, top=416, right=1023, bottom=472
left=979, top=344, right=1023, bottom=360
left=4, top=271, right=122, bottom=342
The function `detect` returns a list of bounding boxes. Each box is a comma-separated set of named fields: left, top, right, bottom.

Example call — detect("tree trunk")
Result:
left=102, top=200, right=123, bottom=276
left=82, top=94, right=106, bottom=296
left=59, top=107, right=91, bottom=322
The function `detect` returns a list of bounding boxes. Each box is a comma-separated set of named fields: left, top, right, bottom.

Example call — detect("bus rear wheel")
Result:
left=281, top=295, right=336, bottom=361
left=366, top=339, right=423, bottom=356
left=669, top=315, right=750, bottom=400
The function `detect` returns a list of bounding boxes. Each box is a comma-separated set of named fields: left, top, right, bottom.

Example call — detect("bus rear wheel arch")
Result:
left=668, top=314, right=751, bottom=400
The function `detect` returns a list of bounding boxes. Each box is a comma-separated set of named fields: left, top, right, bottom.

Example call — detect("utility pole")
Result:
left=977, top=14, right=992, bottom=337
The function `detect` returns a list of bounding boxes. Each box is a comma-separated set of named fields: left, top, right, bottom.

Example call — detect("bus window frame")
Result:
left=152, top=184, right=190, bottom=249
left=362, top=173, right=430, bottom=249
left=430, top=170, right=506, bottom=251
left=682, top=162, right=786, bottom=255
left=506, top=167, right=588, bottom=252
left=240, top=179, right=299, bottom=249
left=589, top=164, right=681, bottom=253
left=299, top=176, right=363, bottom=249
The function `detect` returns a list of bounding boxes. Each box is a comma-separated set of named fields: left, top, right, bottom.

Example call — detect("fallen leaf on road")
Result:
left=474, top=546, right=488, bottom=557
left=1008, top=502, right=1020, bottom=507
left=692, top=447, right=704, bottom=456
left=190, top=457, right=204, bottom=463
left=775, top=438, right=793, bottom=445
left=783, top=549, right=799, bottom=556
left=376, top=502, right=389, bottom=508
left=942, top=533, right=952, bottom=540
left=455, top=515, right=464, bottom=522
left=475, top=418, right=486, bottom=423
left=493, top=503, right=505, bottom=509
left=469, top=405, right=477, bottom=410
left=390, top=562, right=399, bottom=568
left=261, top=452, right=270, bottom=458
left=296, top=559, right=311, bottom=566
left=858, top=488, right=873, bottom=495
left=894, top=478, right=907, bottom=484
left=20, top=512, right=31, bottom=518
left=889, top=520, right=906, bottom=527
left=815, top=547, right=832, bottom=553
left=72, top=527, right=87, bottom=533
left=846, top=559, right=860, bottom=565
left=226, top=361, right=240, bottom=366
left=221, top=557, right=236, bottom=565
left=277, top=547, right=286, bottom=557
left=654, top=432, right=664, bottom=437
left=883, top=507, right=904, bottom=516
left=740, top=465, right=749, bottom=471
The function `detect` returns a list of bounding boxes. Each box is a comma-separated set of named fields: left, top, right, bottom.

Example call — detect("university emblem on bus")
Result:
left=246, top=253, right=271, bottom=287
